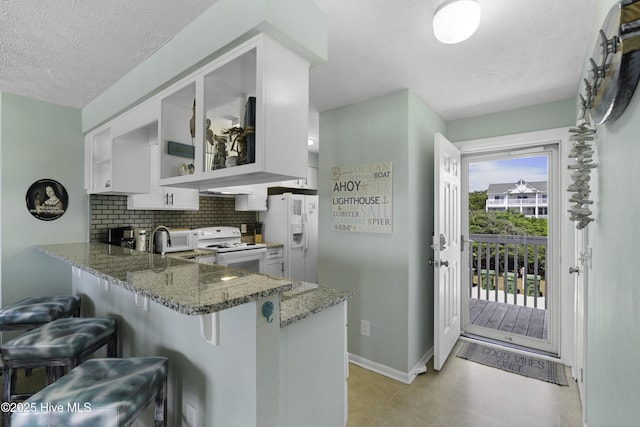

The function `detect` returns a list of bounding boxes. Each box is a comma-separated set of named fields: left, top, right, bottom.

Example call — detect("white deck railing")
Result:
left=468, top=234, right=547, bottom=309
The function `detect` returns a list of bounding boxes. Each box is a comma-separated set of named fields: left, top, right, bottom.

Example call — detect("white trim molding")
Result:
left=348, top=347, right=433, bottom=385
left=454, top=127, right=570, bottom=155
left=454, top=126, right=575, bottom=366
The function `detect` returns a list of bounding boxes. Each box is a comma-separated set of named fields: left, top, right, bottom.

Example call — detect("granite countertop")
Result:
left=280, top=282, right=353, bottom=327
left=35, top=242, right=293, bottom=316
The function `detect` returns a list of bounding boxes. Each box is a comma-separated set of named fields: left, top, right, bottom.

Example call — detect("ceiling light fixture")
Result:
left=433, top=0, right=481, bottom=44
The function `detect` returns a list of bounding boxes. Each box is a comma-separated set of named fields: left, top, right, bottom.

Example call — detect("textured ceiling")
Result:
left=310, top=0, right=598, bottom=121
left=0, top=0, right=219, bottom=108
left=0, top=0, right=597, bottom=125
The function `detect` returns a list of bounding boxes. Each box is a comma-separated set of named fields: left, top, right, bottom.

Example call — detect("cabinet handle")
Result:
left=280, top=262, right=284, bottom=273
left=165, top=193, right=169, bottom=205
left=170, top=193, right=174, bottom=205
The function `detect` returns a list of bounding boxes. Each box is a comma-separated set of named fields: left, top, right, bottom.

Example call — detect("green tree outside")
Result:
left=468, top=190, right=547, bottom=278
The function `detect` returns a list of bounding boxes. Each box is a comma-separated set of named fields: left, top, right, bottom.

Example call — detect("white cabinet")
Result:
left=234, top=183, right=268, bottom=211
left=84, top=102, right=157, bottom=194
left=85, top=33, right=309, bottom=196
left=127, top=144, right=199, bottom=210
left=157, top=34, right=310, bottom=190
left=264, top=246, right=285, bottom=277
left=279, top=166, right=318, bottom=190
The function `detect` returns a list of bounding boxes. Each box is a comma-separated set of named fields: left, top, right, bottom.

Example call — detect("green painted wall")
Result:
left=319, top=90, right=445, bottom=374
left=0, top=93, right=86, bottom=309
left=82, top=0, right=327, bottom=132
left=447, top=98, right=577, bottom=142
left=585, top=1, right=640, bottom=425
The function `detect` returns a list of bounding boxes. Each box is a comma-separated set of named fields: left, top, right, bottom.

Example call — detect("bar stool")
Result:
left=10, top=357, right=168, bottom=427
left=0, top=295, right=80, bottom=332
left=1, top=317, right=118, bottom=405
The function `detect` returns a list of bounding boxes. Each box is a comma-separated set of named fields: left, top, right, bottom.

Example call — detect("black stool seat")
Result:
left=1, top=317, right=117, bottom=407
left=0, top=295, right=80, bottom=331
left=10, top=357, right=167, bottom=427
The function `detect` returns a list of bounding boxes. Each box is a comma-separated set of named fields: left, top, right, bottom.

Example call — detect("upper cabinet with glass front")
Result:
left=158, top=34, right=310, bottom=189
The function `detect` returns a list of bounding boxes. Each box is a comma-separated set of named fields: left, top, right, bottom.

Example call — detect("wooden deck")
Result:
left=469, top=298, right=548, bottom=340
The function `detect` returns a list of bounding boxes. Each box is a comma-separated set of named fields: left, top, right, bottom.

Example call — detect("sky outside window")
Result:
left=468, top=155, right=548, bottom=192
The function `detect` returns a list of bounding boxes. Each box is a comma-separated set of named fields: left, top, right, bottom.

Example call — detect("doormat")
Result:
left=456, top=342, right=568, bottom=386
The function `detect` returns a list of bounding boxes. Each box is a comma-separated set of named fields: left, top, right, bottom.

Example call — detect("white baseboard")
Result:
left=348, top=347, right=433, bottom=385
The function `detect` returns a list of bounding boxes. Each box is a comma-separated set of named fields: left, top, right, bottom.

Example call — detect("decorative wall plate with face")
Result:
left=584, top=0, right=640, bottom=124
left=26, top=179, right=69, bottom=221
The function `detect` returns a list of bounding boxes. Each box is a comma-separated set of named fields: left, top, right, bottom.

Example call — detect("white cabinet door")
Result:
left=265, top=247, right=285, bottom=277
left=164, top=187, right=199, bottom=210
left=234, top=184, right=268, bottom=211
left=279, top=166, right=318, bottom=189
left=128, top=144, right=199, bottom=210
left=265, top=260, right=284, bottom=277
left=307, top=166, right=318, bottom=190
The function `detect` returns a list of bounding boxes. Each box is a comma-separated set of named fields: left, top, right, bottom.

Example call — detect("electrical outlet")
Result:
left=240, top=223, right=247, bottom=233
left=185, top=402, right=197, bottom=427
left=360, top=320, right=370, bottom=337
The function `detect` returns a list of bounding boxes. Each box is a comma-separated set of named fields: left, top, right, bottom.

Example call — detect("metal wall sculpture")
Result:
left=570, top=0, right=640, bottom=230
left=579, top=0, right=640, bottom=124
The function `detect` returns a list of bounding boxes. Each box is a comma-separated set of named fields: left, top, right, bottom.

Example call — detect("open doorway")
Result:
left=461, top=147, right=559, bottom=355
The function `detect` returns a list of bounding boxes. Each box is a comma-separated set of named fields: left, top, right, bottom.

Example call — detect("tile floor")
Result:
left=347, top=341, right=583, bottom=427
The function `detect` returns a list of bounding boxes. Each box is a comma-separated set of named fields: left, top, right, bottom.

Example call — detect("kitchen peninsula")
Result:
left=34, top=242, right=351, bottom=427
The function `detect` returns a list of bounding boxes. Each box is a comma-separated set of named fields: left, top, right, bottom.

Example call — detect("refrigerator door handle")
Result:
left=303, top=219, right=309, bottom=256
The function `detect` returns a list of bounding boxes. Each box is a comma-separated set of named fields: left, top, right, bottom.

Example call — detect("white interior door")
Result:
left=433, top=133, right=462, bottom=371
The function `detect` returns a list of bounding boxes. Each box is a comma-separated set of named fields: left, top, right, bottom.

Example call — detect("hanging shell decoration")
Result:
left=567, top=123, right=596, bottom=230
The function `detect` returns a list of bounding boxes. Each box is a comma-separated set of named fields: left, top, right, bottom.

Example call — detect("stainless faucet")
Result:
left=150, top=225, right=172, bottom=255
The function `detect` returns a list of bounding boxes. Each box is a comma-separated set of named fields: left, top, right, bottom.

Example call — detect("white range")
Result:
left=193, top=226, right=267, bottom=274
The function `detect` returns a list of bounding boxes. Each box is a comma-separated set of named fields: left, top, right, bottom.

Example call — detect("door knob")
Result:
left=569, top=266, right=580, bottom=274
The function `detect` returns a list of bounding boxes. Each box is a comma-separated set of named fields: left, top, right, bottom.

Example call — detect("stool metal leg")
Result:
left=107, top=329, right=117, bottom=358
left=2, top=364, right=11, bottom=404
left=154, top=382, right=167, bottom=427
left=2, top=364, right=15, bottom=427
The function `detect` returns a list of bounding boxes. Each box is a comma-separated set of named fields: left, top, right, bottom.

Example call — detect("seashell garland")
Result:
left=567, top=123, right=596, bottom=229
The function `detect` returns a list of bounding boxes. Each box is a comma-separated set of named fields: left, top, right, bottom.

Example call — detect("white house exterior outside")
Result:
left=485, top=179, right=548, bottom=218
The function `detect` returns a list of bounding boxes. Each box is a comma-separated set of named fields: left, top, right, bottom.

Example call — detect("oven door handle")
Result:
left=216, top=248, right=267, bottom=264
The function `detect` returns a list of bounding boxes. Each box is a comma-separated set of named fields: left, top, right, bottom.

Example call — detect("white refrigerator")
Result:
left=260, top=193, right=318, bottom=283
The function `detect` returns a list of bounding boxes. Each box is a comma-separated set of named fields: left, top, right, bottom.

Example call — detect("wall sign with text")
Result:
left=331, top=161, right=392, bottom=233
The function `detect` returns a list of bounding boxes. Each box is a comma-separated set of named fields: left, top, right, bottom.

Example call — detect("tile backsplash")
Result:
left=89, top=195, right=258, bottom=243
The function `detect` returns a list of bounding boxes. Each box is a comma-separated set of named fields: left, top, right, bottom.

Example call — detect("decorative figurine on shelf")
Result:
left=205, top=118, right=214, bottom=146
left=205, top=118, right=225, bottom=170
left=223, top=126, right=255, bottom=165
left=213, top=134, right=228, bottom=170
